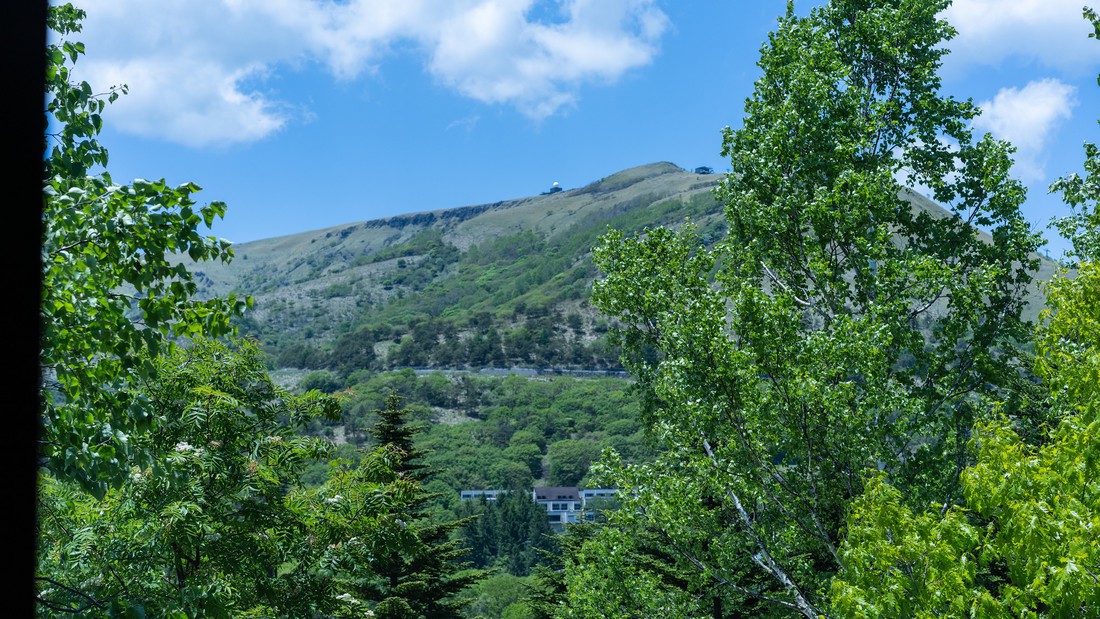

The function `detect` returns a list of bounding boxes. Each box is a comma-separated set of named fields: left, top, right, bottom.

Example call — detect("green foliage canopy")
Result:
left=546, top=440, right=597, bottom=487
left=832, top=11, right=1100, bottom=615
left=36, top=339, right=355, bottom=617
left=583, top=0, right=1042, bottom=616
left=460, top=490, right=554, bottom=577
left=831, top=217, right=1100, bottom=619
left=41, top=4, right=249, bottom=496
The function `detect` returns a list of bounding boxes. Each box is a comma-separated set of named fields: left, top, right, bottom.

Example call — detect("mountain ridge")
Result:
left=190, top=161, right=1056, bottom=375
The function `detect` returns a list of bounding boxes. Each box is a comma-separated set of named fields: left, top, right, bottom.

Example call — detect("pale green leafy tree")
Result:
left=41, top=4, right=249, bottom=496
left=829, top=474, right=983, bottom=617
left=583, top=0, right=1041, bottom=616
left=830, top=244, right=1100, bottom=619
left=831, top=9, right=1100, bottom=617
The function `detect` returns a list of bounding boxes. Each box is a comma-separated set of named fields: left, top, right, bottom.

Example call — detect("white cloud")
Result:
left=942, top=0, right=1100, bottom=71
left=80, top=59, right=292, bottom=148
left=429, top=0, right=666, bottom=118
left=972, top=78, right=1077, bottom=181
left=66, top=0, right=668, bottom=147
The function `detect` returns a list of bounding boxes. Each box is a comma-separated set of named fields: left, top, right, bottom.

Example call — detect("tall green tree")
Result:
left=830, top=150, right=1100, bottom=619
left=831, top=10, right=1100, bottom=616
left=371, top=393, right=431, bottom=479
left=41, top=4, right=249, bottom=496
left=355, top=394, right=489, bottom=618
left=584, top=0, right=1041, bottom=616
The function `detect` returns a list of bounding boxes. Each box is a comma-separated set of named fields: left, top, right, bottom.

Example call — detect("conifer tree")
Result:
left=361, top=393, right=488, bottom=618
left=370, top=392, right=430, bottom=479
left=460, top=488, right=554, bottom=576
left=524, top=524, right=597, bottom=619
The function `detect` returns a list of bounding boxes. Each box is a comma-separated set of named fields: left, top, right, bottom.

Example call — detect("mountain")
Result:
left=193, top=162, right=721, bottom=372
left=191, top=162, right=1057, bottom=376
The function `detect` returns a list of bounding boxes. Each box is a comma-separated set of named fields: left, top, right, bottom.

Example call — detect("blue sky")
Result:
left=63, top=0, right=1100, bottom=255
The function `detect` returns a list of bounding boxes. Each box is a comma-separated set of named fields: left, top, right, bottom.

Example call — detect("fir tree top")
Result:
left=369, top=392, right=430, bottom=480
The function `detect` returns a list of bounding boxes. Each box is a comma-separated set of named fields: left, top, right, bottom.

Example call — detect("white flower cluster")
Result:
left=174, top=441, right=205, bottom=456
left=335, top=593, right=359, bottom=605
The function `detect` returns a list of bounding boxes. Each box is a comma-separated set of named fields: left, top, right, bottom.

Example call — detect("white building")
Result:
left=532, top=486, right=582, bottom=529
left=459, top=486, right=618, bottom=531
left=459, top=489, right=508, bottom=502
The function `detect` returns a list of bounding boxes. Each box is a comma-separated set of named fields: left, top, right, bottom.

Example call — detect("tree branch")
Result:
left=700, top=438, right=828, bottom=619
left=34, top=577, right=106, bottom=613
left=655, top=528, right=802, bottom=612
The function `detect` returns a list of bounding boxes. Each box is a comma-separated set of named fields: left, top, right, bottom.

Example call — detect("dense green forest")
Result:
left=38, top=1, right=1099, bottom=618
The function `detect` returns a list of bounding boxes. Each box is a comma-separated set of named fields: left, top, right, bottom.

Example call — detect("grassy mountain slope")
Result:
left=192, top=161, right=1057, bottom=375
left=196, top=162, right=725, bottom=372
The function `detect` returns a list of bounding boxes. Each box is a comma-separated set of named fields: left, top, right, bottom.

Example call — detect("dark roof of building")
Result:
left=533, top=486, right=580, bottom=501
